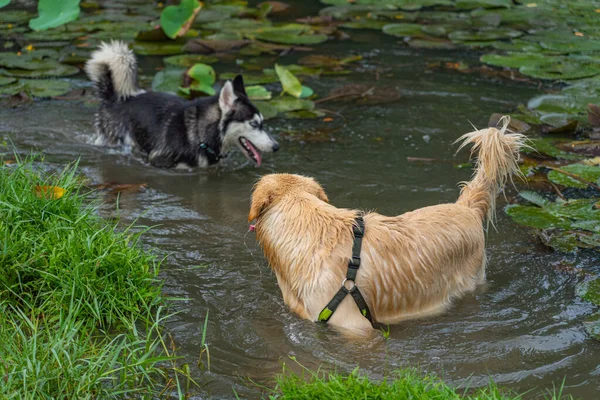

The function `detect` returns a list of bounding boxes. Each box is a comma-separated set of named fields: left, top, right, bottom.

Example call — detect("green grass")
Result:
left=0, top=158, right=189, bottom=398
left=268, top=361, right=573, bottom=400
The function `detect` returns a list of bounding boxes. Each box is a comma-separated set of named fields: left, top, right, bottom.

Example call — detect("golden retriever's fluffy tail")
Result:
left=455, top=116, right=526, bottom=224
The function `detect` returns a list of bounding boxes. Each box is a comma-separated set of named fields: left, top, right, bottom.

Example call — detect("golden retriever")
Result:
left=249, top=117, right=525, bottom=336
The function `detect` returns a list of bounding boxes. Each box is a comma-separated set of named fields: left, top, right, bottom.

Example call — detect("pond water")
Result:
left=2, top=6, right=600, bottom=399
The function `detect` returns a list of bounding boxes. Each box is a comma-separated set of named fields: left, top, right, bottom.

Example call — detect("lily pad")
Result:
left=1, top=63, right=79, bottom=78
left=505, top=205, right=571, bottom=230
left=0, top=10, right=34, bottom=24
left=29, top=0, right=81, bottom=31
left=252, top=28, right=328, bottom=45
left=299, top=85, right=314, bottom=99
left=382, top=23, right=427, bottom=38
left=245, top=85, right=272, bottom=100
left=163, top=54, right=219, bottom=68
left=269, top=97, right=315, bottom=113
left=160, top=0, right=202, bottom=39
left=186, top=63, right=216, bottom=95
left=253, top=100, right=279, bottom=120
left=152, top=68, right=185, bottom=94
left=341, top=20, right=389, bottom=30
left=0, top=76, right=15, bottom=86
left=519, top=62, right=600, bottom=81
left=455, top=0, right=511, bottom=9
left=548, top=164, right=600, bottom=189
left=526, top=138, right=584, bottom=161
left=275, top=64, right=302, bottom=98
left=0, top=79, right=72, bottom=97
left=577, top=278, right=600, bottom=306
left=449, top=28, right=523, bottom=42
left=408, top=39, right=456, bottom=50
left=133, top=42, right=183, bottom=56
left=480, top=53, right=549, bottom=69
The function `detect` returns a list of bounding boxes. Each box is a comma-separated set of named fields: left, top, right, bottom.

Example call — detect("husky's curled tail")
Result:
left=455, top=116, right=526, bottom=224
left=85, top=41, right=143, bottom=103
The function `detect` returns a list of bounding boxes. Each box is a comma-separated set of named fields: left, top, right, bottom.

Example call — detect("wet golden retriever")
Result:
left=249, top=117, right=525, bottom=336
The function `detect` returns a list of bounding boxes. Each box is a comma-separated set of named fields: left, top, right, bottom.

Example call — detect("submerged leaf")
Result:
left=505, top=205, right=571, bottom=230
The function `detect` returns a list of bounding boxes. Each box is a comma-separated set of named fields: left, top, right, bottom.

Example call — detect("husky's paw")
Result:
left=148, top=150, right=176, bottom=169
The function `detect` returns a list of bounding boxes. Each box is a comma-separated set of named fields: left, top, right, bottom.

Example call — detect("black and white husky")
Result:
left=85, top=41, right=279, bottom=168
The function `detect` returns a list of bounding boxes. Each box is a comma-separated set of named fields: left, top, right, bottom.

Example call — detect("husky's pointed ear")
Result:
left=232, top=75, right=246, bottom=96
left=219, top=80, right=237, bottom=114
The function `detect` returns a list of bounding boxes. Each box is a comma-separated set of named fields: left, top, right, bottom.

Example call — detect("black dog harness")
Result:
left=199, top=142, right=224, bottom=165
left=317, top=216, right=375, bottom=326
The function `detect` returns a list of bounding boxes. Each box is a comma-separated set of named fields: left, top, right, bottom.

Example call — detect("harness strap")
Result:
left=317, top=216, right=375, bottom=325
left=199, top=142, right=222, bottom=165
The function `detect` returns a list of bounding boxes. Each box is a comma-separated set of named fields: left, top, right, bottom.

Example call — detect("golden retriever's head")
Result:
left=248, top=173, right=329, bottom=221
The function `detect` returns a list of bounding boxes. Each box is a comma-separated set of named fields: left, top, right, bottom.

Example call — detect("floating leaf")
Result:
left=455, top=0, right=511, bottom=9
left=505, top=205, right=571, bottom=230
left=160, top=0, right=203, bottom=40
left=480, top=53, right=549, bottom=69
left=29, top=0, right=80, bottom=31
left=526, top=138, right=584, bottom=161
left=269, top=97, right=314, bottom=113
left=163, top=54, right=219, bottom=67
left=275, top=64, right=302, bottom=98
left=183, top=39, right=251, bottom=54
left=519, top=191, right=549, bottom=207
left=0, top=76, right=16, bottom=86
left=382, top=23, right=427, bottom=38
left=245, top=85, right=272, bottom=100
left=152, top=68, right=185, bottom=94
left=186, top=63, right=216, bottom=95
left=253, top=100, right=279, bottom=120
left=548, top=164, right=600, bottom=189
left=34, top=185, right=65, bottom=199
left=408, top=39, right=457, bottom=50
left=253, top=30, right=328, bottom=45
left=133, top=42, right=183, bottom=56
left=299, top=85, right=314, bottom=99
left=577, top=278, right=600, bottom=306
left=0, top=0, right=10, bottom=8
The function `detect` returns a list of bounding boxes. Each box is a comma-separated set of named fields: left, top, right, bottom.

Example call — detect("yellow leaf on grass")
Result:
left=34, top=185, right=65, bottom=199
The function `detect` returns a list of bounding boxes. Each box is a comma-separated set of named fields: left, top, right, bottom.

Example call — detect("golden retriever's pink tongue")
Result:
left=249, top=224, right=255, bottom=232
left=247, top=141, right=261, bottom=167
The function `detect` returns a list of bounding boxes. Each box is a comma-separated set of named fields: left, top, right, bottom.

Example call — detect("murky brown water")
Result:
left=2, top=13, right=600, bottom=399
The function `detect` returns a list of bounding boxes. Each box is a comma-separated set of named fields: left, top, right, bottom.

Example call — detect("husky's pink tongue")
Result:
left=246, top=140, right=262, bottom=167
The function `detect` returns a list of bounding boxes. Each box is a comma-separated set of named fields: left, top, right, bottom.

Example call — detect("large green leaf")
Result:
left=548, top=164, right=600, bottom=189
left=449, top=28, right=523, bottom=42
left=0, top=0, right=10, bottom=8
left=245, top=85, right=272, bottom=101
left=382, top=23, right=427, bottom=38
left=29, top=0, right=81, bottom=31
left=455, top=0, right=511, bottom=9
left=0, top=79, right=71, bottom=97
left=577, top=278, right=600, bottom=306
left=269, top=97, right=314, bottom=113
left=152, top=68, right=185, bottom=94
left=505, top=205, right=571, bottom=230
left=480, top=53, right=549, bottom=69
left=275, top=64, right=302, bottom=98
left=160, top=0, right=202, bottom=40
left=186, top=63, right=216, bottom=95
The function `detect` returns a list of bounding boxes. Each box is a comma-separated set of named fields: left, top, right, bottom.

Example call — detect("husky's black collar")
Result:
left=199, top=142, right=225, bottom=165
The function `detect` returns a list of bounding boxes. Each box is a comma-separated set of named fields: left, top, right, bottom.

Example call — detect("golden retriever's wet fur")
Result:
left=249, top=118, right=525, bottom=336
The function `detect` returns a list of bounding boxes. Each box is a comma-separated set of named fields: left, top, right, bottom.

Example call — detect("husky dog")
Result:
left=85, top=41, right=279, bottom=168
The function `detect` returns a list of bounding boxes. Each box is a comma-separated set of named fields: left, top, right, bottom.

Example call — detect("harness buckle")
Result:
left=348, top=255, right=360, bottom=268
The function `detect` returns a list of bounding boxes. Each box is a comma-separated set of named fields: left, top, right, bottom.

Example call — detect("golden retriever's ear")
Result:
left=248, top=185, right=272, bottom=222
left=316, top=187, right=329, bottom=203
